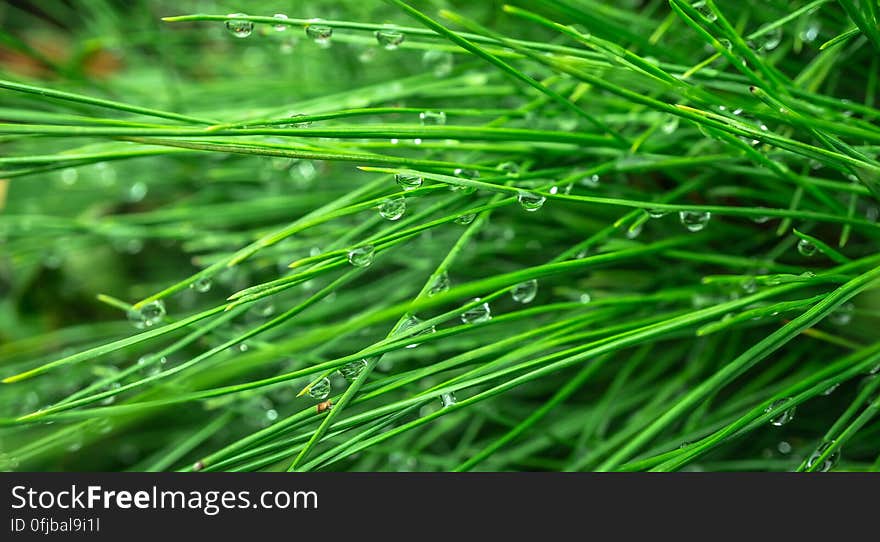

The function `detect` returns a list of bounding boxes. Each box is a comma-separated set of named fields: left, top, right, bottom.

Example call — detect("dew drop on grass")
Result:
left=440, top=392, right=457, bottom=407
left=511, top=279, right=538, bottom=303
left=422, top=49, right=454, bottom=77
left=272, top=13, right=289, bottom=31
left=661, top=116, right=679, bottom=134
left=190, top=277, right=212, bottom=293
left=125, top=181, right=148, bottom=203
left=580, top=292, right=592, bottom=304
left=581, top=174, right=600, bottom=188
left=127, top=300, right=166, bottom=329
left=806, top=441, right=839, bottom=472
left=378, top=196, right=406, bottom=221
left=398, top=315, right=436, bottom=348
left=679, top=211, right=711, bottom=232
left=496, top=161, right=520, bottom=175
left=461, top=298, right=491, bottom=324
left=375, top=29, right=405, bottom=50
left=419, top=111, right=446, bottom=125
left=428, top=271, right=450, bottom=296
left=742, top=278, right=757, bottom=294
left=821, top=383, right=840, bottom=396
left=692, top=1, right=717, bottom=22
left=347, top=245, right=375, bottom=268
left=777, top=441, right=792, bottom=454
left=517, top=191, right=546, bottom=212
left=395, top=173, right=422, bottom=191
left=797, top=238, right=817, bottom=257
left=225, top=13, right=254, bottom=38
left=647, top=208, right=668, bottom=218
left=307, top=378, right=331, bottom=400
left=829, top=302, right=854, bottom=325
left=760, top=27, right=783, bottom=50
left=305, top=23, right=333, bottom=45
left=338, top=359, right=368, bottom=382
left=455, top=213, right=476, bottom=225
left=765, top=399, right=795, bottom=426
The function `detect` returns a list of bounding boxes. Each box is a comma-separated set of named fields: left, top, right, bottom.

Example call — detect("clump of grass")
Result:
left=0, top=0, right=879, bottom=472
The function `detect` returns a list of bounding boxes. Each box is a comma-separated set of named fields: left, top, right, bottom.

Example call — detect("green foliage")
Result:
left=1, top=0, right=879, bottom=472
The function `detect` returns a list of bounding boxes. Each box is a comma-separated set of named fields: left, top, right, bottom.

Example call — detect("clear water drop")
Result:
left=777, top=441, right=792, bottom=454
left=806, top=441, right=839, bottom=472
left=338, top=359, right=368, bottom=382
left=127, top=300, right=166, bottom=329
left=761, top=27, right=783, bottom=50
left=580, top=292, right=592, bottom=304
left=225, top=13, right=254, bottom=38
left=797, top=239, right=817, bottom=257
left=765, top=399, right=795, bottom=426
left=661, top=116, right=679, bottom=134
left=347, top=245, right=375, bottom=268
left=125, top=181, right=148, bottom=203
left=395, top=173, right=423, bottom=191
left=272, top=13, right=289, bottom=31
left=455, top=213, right=476, bottom=225
left=378, top=196, right=406, bottom=221
left=307, top=378, right=331, bottom=400
left=461, top=298, right=491, bottom=324
left=829, top=302, right=854, bottom=325
left=679, top=211, right=711, bottom=232
left=496, top=162, right=520, bottom=175
left=647, top=208, right=668, bottom=218
left=190, top=277, right=212, bottom=293
left=375, top=29, right=405, bottom=50
left=428, top=272, right=450, bottom=296
left=517, top=191, right=546, bottom=212
left=398, top=315, right=436, bottom=348
left=511, top=279, right=538, bottom=303
left=742, top=278, right=757, bottom=294
left=440, top=392, right=457, bottom=407
left=581, top=174, right=600, bottom=188
left=305, top=23, right=333, bottom=45
left=422, top=49, right=454, bottom=77
left=821, top=382, right=840, bottom=396
left=419, top=111, right=446, bottom=125
left=692, top=1, right=717, bottom=22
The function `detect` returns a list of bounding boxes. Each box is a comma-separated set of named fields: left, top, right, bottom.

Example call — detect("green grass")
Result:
left=0, top=0, right=879, bottom=473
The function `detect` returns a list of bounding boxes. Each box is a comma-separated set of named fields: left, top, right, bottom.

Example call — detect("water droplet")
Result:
left=496, top=162, right=520, bottom=175
left=761, top=27, right=783, bottom=50
left=752, top=215, right=771, bottom=224
left=579, top=292, right=592, bottom=304
left=428, top=272, right=450, bottom=296
left=307, top=378, right=331, bottom=400
left=455, top=213, right=476, bottom=225
left=347, top=245, right=375, bottom=268
left=190, top=277, right=212, bottom=293
left=305, top=23, right=333, bottom=45
left=806, top=441, right=839, bottom=472
left=225, top=13, right=254, bottom=38
left=378, top=196, right=406, bottom=221
left=422, top=49, right=454, bottom=77
left=398, top=315, right=436, bottom=348
left=799, top=23, right=820, bottom=43
left=266, top=409, right=278, bottom=421
left=511, top=279, right=538, bottom=303
left=647, top=208, right=668, bottom=218
left=395, top=173, right=423, bottom=191
left=60, top=168, right=78, bottom=186
left=127, top=300, right=166, bottom=329
left=821, top=382, right=840, bottom=396
left=742, top=278, right=757, bottom=294
left=777, top=441, right=792, bottom=454
left=549, top=184, right=572, bottom=195
left=440, top=392, right=457, bottom=407
left=765, top=399, right=795, bottom=426
left=125, top=181, right=148, bottom=203
left=718, top=38, right=732, bottom=50
left=272, top=13, right=289, bottom=32
left=338, top=359, right=368, bottom=382
left=580, top=174, right=600, bottom=188
left=797, top=238, right=817, bottom=257
left=829, top=302, right=854, bottom=325
left=626, top=223, right=643, bottom=239
left=461, top=298, right=491, bottom=324
left=661, top=116, right=679, bottom=134
left=517, top=191, right=546, bottom=212
left=692, top=1, right=717, bottom=22
left=375, top=29, right=405, bottom=50
left=679, top=211, right=711, bottom=232
left=419, top=111, right=446, bottom=125
left=253, top=300, right=275, bottom=318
